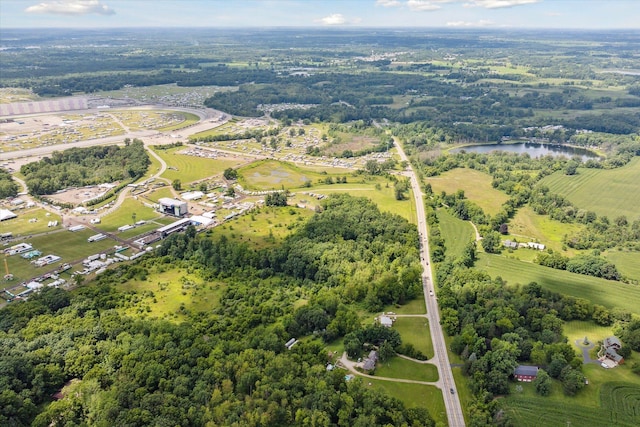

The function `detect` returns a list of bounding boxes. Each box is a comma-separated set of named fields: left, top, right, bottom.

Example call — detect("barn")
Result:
left=514, top=365, right=539, bottom=382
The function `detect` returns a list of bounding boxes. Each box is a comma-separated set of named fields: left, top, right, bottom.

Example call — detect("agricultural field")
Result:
left=603, top=249, right=640, bottom=282
left=364, top=378, right=446, bottom=426
left=540, top=157, right=640, bottom=220
left=393, top=317, right=434, bottom=359
left=476, top=253, right=640, bottom=314
left=154, top=146, right=246, bottom=184
left=436, top=208, right=475, bottom=260
left=375, top=356, right=438, bottom=382
left=427, top=168, right=509, bottom=215
left=117, top=267, right=226, bottom=322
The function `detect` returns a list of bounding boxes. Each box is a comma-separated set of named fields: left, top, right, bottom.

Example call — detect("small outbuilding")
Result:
left=514, top=365, right=538, bottom=382
left=379, top=315, right=393, bottom=328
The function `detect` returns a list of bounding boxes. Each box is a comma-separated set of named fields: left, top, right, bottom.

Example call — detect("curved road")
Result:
left=396, top=141, right=466, bottom=427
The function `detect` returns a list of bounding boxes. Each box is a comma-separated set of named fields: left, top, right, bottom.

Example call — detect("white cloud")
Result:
left=317, top=13, right=347, bottom=25
left=376, top=0, right=402, bottom=7
left=465, top=0, right=540, bottom=9
left=447, top=19, right=494, bottom=27
left=25, top=0, right=115, bottom=16
left=407, top=0, right=454, bottom=11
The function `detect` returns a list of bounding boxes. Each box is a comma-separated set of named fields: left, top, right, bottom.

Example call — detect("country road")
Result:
left=395, top=140, right=466, bottom=427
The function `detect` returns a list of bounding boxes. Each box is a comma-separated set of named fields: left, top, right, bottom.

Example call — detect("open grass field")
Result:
left=393, top=317, right=434, bottom=359
left=142, top=187, right=175, bottom=204
left=97, top=197, right=163, bottom=232
left=154, top=147, right=244, bottom=184
left=427, top=168, right=509, bottom=215
left=539, top=157, right=640, bottom=220
left=563, top=320, right=613, bottom=346
left=375, top=356, right=438, bottom=382
left=0, top=87, right=38, bottom=103
left=4, top=229, right=117, bottom=283
left=437, top=208, right=475, bottom=260
left=364, top=378, right=447, bottom=426
left=382, top=297, right=426, bottom=315
left=237, top=159, right=352, bottom=191
left=0, top=207, right=62, bottom=237
left=603, top=249, right=640, bottom=282
left=507, top=206, right=584, bottom=256
left=303, top=179, right=417, bottom=223
left=117, top=267, right=225, bottom=322
left=214, top=206, right=314, bottom=249
left=477, top=253, right=640, bottom=315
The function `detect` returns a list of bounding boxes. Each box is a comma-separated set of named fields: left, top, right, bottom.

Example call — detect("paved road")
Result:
left=395, top=141, right=466, bottom=427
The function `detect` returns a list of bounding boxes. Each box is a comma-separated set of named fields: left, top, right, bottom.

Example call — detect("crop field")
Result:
left=375, top=356, right=438, bottom=382
left=364, top=378, right=446, bottom=426
left=118, top=267, right=226, bottom=322
left=477, top=253, right=640, bottom=314
left=393, top=317, right=434, bottom=359
left=603, top=250, right=640, bottom=281
left=98, top=197, right=163, bottom=232
left=154, top=147, right=245, bottom=184
left=427, top=168, right=509, bottom=215
left=0, top=207, right=62, bottom=237
left=436, top=208, right=475, bottom=259
left=213, top=206, right=314, bottom=249
left=508, top=206, right=584, bottom=256
left=540, top=157, right=640, bottom=220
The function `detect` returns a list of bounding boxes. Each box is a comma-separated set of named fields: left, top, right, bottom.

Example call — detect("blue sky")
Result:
left=1, top=0, right=638, bottom=29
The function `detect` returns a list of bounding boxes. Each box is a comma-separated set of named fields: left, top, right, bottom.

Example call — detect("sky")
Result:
left=1, top=0, right=638, bottom=30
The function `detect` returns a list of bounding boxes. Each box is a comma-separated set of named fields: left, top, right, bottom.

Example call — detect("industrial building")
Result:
left=158, top=198, right=188, bottom=217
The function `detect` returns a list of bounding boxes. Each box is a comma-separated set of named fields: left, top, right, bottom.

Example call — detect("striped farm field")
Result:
left=600, top=382, right=640, bottom=425
left=539, top=157, right=640, bottom=220
left=427, top=168, right=509, bottom=215
left=437, top=208, right=475, bottom=260
left=477, top=254, right=640, bottom=315
left=604, top=250, right=640, bottom=282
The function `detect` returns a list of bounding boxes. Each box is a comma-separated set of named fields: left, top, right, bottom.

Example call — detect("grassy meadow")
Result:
left=117, top=267, right=225, bottom=322
left=477, top=253, right=640, bottom=314
left=98, top=197, right=163, bottom=232
left=427, top=168, right=509, bottom=215
left=154, top=147, right=244, bottom=184
left=393, top=317, right=434, bottom=359
left=364, top=379, right=446, bottom=426
left=436, top=208, right=475, bottom=259
left=540, top=157, right=640, bottom=220
left=603, top=249, right=640, bottom=281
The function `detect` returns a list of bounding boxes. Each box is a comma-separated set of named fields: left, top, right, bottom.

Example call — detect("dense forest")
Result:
left=0, top=195, right=433, bottom=426
left=19, top=139, right=150, bottom=195
left=0, top=168, right=19, bottom=199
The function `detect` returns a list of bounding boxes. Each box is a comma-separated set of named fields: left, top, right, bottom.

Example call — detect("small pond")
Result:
left=452, top=142, right=599, bottom=161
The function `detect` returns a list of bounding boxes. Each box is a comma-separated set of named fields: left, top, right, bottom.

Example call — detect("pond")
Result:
left=452, top=142, right=599, bottom=161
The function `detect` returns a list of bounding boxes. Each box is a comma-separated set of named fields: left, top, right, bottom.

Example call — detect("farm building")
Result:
left=158, top=198, right=188, bottom=217
left=0, top=209, right=17, bottom=221
left=514, top=365, right=539, bottom=382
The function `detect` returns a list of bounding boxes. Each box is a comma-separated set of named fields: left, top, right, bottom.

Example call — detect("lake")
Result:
left=452, top=142, right=599, bottom=161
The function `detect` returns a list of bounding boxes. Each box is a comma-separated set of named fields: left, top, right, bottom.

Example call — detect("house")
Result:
left=514, top=365, right=538, bottom=382
left=503, top=240, right=518, bottom=249
left=603, top=336, right=624, bottom=365
left=362, top=350, right=378, bottom=372
left=379, top=315, right=393, bottom=328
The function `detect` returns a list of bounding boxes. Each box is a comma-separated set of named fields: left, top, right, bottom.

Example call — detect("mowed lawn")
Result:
left=427, top=168, right=509, bottom=215
left=154, top=147, right=244, bottom=184
left=603, top=250, right=640, bottom=282
left=364, top=378, right=446, bottom=426
left=394, top=317, right=434, bottom=359
left=98, top=197, right=164, bottom=232
left=437, top=208, right=475, bottom=259
left=117, top=268, right=226, bottom=322
left=540, top=157, right=640, bottom=220
left=477, top=253, right=640, bottom=315
left=375, top=356, right=438, bottom=382
left=0, top=207, right=63, bottom=237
